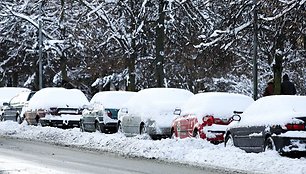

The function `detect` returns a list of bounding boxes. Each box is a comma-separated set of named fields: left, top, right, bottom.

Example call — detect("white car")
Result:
left=0, top=87, right=31, bottom=121
left=80, top=91, right=136, bottom=133
left=118, top=88, right=194, bottom=139
left=22, top=87, right=89, bottom=128
left=1, top=91, right=35, bottom=123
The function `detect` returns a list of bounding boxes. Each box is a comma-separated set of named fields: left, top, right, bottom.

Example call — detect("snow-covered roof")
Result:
left=123, top=88, right=194, bottom=120
left=27, top=87, right=89, bottom=110
left=90, top=91, right=136, bottom=109
left=0, top=87, right=30, bottom=105
left=9, top=91, right=32, bottom=105
left=181, top=92, right=254, bottom=119
left=239, top=95, right=306, bottom=126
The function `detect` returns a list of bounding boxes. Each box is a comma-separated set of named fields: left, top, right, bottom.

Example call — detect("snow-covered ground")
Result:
left=0, top=121, right=305, bottom=174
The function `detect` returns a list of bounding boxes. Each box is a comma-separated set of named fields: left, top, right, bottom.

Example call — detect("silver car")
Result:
left=118, top=88, right=194, bottom=139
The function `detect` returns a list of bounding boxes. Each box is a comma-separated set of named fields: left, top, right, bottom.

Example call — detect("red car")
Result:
left=171, top=92, right=253, bottom=144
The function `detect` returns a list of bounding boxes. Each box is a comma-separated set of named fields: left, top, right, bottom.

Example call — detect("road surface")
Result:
left=0, top=137, right=245, bottom=174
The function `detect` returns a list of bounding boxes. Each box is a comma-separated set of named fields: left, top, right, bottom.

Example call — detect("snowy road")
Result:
left=0, top=137, right=238, bottom=174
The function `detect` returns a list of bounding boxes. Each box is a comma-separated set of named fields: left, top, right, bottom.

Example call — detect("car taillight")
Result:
left=203, top=115, right=214, bottom=126
left=285, top=124, right=305, bottom=130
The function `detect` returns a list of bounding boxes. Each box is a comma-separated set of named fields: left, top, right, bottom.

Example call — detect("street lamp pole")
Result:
left=252, top=0, right=258, bottom=100
left=38, top=2, right=43, bottom=89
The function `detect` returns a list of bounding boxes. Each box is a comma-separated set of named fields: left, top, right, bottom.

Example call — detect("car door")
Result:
left=231, top=125, right=266, bottom=153
left=176, top=114, right=189, bottom=138
left=187, top=114, right=198, bottom=137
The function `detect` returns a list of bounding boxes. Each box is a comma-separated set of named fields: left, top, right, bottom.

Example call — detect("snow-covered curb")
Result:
left=0, top=121, right=306, bottom=174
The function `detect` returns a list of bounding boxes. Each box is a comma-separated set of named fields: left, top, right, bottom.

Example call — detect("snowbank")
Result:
left=0, top=121, right=305, bottom=174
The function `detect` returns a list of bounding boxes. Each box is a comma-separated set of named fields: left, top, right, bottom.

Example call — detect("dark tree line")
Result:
left=0, top=0, right=305, bottom=99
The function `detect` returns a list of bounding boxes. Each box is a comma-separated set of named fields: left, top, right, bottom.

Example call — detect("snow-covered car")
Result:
left=0, top=87, right=31, bottom=121
left=171, top=92, right=253, bottom=144
left=118, top=88, right=194, bottom=139
left=1, top=91, right=35, bottom=123
left=80, top=91, right=136, bottom=133
left=224, top=95, right=306, bottom=156
left=22, top=87, right=89, bottom=128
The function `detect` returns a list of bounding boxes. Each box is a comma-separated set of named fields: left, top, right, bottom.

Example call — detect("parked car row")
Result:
left=1, top=87, right=305, bottom=156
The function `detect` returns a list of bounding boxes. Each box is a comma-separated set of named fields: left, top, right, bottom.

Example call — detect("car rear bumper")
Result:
left=273, top=136, right=306, bottom=154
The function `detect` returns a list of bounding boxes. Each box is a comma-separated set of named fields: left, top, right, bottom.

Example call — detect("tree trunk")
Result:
left=155, top=0, right=165, bottom=87
left=273, top=35, right=284, bottom=95
left=126, top=0, right=136, bottom=92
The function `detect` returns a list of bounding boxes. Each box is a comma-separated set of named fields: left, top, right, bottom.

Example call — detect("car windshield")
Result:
left=105, top=108, right=119, bottom=119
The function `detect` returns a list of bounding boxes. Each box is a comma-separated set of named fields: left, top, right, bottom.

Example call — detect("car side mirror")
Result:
left=121, top=108, right=128, bottom=114
left=173, top=108, right=181, bottom=115
left=2, top=102, right=9, bottom=106
left=231, top=115, right=241, bottom=121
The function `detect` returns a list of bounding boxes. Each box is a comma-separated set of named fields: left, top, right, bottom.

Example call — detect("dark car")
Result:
left=0, top=91, right=35, bottom=123
left=224, top=95, right=306, bottom=156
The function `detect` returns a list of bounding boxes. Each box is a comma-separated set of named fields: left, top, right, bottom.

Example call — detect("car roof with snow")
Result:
left=122, top=88, right=194, bottom=119
left=180, top=92, right=254, bottom=119
left=27, top=87, right=89, bottom=110
left=0, top=87, right=30, bottom=105
left=238, top=95, right=306, bottom=126
left=90, top=91, right=136, bottom=109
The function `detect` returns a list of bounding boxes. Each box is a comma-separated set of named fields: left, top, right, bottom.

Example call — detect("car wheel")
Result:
left=264, top=136, right=276, bottom=151
left=193, top=129, right=200, bottom=138
left=140, top=124, right=146, bottom=134
left=96, top=122, right=105, bottom=133
left=224, top=134, right=234, bottom=147
left=17, top=114, right=23, bottom=124
left=117, top=122, right=123, bottom=133
left=171, top=129, right=177, bottom=139
left=0, top=114, right=4, bottom=122
left=80, top=121, right=85, bottom=132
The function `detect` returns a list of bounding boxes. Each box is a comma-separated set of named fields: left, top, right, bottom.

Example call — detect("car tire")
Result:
left=264, top=136, right=276, bottom=152
left=80, top=121, right=85, bottom=132
left=17, top=114, right=23, bottom=124
left=0, top=114, right=4, bottom=122
left=96, top=122, right=105, bottom=133
left=140, top=124, right=146, bottom=134
left=171, top=129, right=177, bottom=139
left=193, top=129, right=200, bottom=138
left=117, top=122, right=123, bottom=133
left=224, top=134, right=234, bottom=147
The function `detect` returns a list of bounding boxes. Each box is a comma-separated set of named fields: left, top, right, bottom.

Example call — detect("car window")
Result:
left=105, top=109, right=119, bottom=119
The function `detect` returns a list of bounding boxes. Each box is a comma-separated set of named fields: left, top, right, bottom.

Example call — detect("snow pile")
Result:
left=25, top=87, right=89, bottom=110
left=0, top=121, right=305, bottom=174
left=0, top=87, right=30, bottom=105
left=90, top=91, right=136, bottom=109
